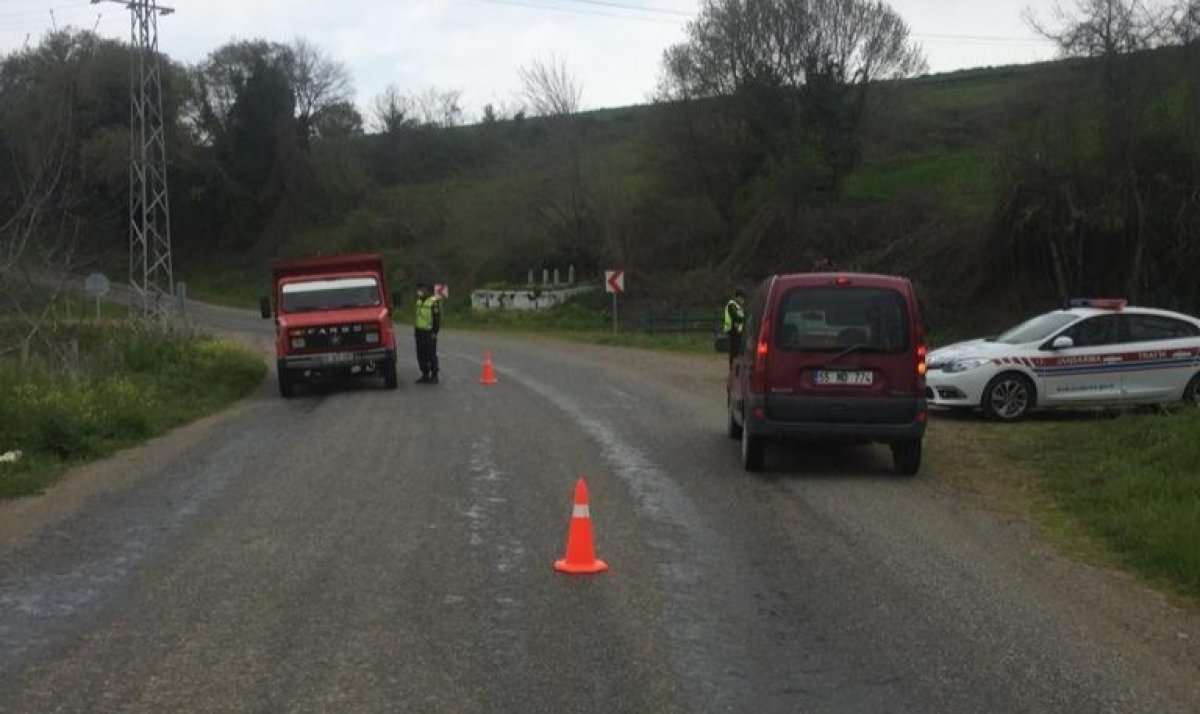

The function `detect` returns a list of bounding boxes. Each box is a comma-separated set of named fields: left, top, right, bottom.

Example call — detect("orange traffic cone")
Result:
left=479, top=351, right=498, bottom=386
left=554, top=478, right=608, bottom=575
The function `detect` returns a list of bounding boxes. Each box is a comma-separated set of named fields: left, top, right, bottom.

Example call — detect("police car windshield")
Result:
left=281, top=278, right=381, bottom=313
left=995, top=312, right=1080, bottom=344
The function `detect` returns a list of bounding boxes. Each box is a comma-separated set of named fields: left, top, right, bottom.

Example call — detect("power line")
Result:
left=914, top=32, right=1052, bottom=45
left=469, top=0, right=686, bottom=24
left=550, top=0, right=692, bottom=17
left=0, top=13, right=117, bottom=32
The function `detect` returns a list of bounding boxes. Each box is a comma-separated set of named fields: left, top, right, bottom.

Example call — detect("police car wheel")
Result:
left=1185, top=374, right=1200, bottom=408
left=983, top=373, right=1034, bottom=421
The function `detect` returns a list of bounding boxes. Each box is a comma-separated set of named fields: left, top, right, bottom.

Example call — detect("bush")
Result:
left=0, top=324, right=264, bottom=498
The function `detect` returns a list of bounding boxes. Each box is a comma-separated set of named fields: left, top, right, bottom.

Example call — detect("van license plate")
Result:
left=814, top=370, right=874, bottom=386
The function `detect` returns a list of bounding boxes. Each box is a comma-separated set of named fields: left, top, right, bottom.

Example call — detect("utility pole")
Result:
left=93, top=0, right=175, bottom=322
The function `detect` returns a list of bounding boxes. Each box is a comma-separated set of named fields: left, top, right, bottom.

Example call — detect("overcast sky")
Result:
left=0, top=0, right=1057, bottom=119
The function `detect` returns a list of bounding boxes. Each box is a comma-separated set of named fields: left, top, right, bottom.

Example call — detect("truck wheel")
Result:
left=277, top=361, right=295, bottom=399
left=383, top=356, right=398, bottom=390
left=741, top=411, right=765, bottom=472
left=891, top=439, right=922, bottom=476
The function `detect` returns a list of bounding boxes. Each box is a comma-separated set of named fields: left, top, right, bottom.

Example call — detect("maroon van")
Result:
left=724, top=273, right=928, bottom=475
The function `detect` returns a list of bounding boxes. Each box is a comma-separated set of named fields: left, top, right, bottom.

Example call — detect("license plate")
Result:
left=813, top=370, right=874, bottom=386
left=321, top=352, right=354, bottom=365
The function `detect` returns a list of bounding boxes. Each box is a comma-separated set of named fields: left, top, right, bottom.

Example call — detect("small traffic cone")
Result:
left=479, top=351, right=498, bottom=386
left=554, top=478, right=608, bottom=575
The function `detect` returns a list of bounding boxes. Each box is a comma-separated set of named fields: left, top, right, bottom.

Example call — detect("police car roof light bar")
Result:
left=1067, top=298, right=1128, bottom=310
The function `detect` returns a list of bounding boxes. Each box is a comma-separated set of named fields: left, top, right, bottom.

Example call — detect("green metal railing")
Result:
left=641, top=308, right=721, bottom=335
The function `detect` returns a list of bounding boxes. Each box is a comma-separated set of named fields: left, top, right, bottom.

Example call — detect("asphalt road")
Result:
left=1, top=302, right=1199, bottom=713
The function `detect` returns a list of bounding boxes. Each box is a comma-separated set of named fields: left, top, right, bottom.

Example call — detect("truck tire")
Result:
left=383, top=355, right=398, bottom=390
left=277, top=361, right=295, bottom=398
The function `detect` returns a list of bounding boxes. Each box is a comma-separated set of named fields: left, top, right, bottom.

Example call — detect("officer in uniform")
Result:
left=723, top=289, right=747, bottom=364
left=414, top=283, right=441, bottom=384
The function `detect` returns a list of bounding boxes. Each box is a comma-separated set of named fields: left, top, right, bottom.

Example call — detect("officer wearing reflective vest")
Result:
left=723, top=289, right=747, bottom=363
left=414, top=283, right=441, bottom=384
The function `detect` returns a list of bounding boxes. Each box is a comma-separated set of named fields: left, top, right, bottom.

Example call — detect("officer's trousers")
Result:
left=415, top=330, right=438, bottom=377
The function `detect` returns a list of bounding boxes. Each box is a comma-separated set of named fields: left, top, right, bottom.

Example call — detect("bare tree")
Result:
left=370, top=85, right=464, bottom=132
left=1173, top=0, right=1200, bottom=41
left=1024, top=1, right=1176, bottom=301
left=518, top=55, right=583, bottom=117
left=288, top=38, right=353, bottom=145
left=413, top=88, right=463, bottom=128
left=1024, top=0, right=1170, bottom=57
left=371, top=84, right=413, bottom=134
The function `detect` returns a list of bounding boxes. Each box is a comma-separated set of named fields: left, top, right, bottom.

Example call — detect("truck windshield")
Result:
left=281, top=278, right=382, bottom=313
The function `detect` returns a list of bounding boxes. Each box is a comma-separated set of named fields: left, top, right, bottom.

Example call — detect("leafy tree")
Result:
left=314, top=100, right=363, bottom=139
left=649, top=0, right=924, bottom=273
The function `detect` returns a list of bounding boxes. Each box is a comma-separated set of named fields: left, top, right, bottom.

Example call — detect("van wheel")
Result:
left=741, top=413, right=765, bottom=472
left=983, top=373, right=1035, bottom=421
left=891, top=439, right=922, bottom=476
left=1184, top=374, right=1200, bottom=408
left=277, top=361, right=295, bottom=399
left=727, top=396, right=743, bottom=439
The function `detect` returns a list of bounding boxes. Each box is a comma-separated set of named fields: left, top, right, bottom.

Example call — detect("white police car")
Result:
left=927, top=299, right=1200, bottom=420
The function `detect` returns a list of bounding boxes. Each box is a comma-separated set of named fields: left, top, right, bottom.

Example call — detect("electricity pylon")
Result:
left=93, top=0, right=175, bottom=321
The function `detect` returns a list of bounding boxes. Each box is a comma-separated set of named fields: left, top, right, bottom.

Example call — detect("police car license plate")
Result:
left=814, top=370, right=874, bottom=386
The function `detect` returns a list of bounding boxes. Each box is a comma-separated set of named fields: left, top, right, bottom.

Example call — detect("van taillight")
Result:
left=752, top=339, right=769, bottom=393
left=916, top=344, right=927, bottom=378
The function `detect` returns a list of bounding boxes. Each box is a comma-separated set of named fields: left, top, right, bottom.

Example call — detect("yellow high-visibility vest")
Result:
left=723, top=299, right=745, bottom=334
left=415, top=296, right=438, bottom=330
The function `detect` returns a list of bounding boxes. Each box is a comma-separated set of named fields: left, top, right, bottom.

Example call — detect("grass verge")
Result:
left=440, top=299, right=717, bottom=354
left=0, top=323, right=265, bottom=499
left=933, top=409, right=1200, bottom=604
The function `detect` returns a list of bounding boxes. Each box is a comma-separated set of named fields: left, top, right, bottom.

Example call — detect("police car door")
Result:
left=1121, top=313, right=1200, bottom=402
left=1040, top=314, right=1124, bottom=406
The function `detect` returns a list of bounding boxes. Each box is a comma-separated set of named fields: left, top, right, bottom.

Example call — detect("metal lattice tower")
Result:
left=94, top=0, right=175, bottom=321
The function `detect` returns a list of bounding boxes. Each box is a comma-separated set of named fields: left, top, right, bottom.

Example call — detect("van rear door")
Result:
left=765, top=281, right=921, bottom=425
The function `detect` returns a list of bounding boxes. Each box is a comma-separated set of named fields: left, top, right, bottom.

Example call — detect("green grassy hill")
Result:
left=183, top=50, right=1197, bottom=337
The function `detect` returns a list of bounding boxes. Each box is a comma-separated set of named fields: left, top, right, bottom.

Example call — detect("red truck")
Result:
left=260, top=253, right=402, bottom=397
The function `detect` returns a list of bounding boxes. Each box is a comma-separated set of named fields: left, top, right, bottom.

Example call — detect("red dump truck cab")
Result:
left=261, top=253, right=401, bottom=398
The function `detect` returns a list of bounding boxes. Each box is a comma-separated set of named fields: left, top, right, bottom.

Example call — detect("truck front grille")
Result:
left=293, top=323, right=378, bottom=350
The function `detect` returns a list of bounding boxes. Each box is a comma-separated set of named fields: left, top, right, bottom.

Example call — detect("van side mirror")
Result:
left=259, top=297, right=272, bottom=320
left=714, top=336, right=731, bottom=354
left=1049, top=335, right=1074, bottom=350
left=391, top=291, right=403, bottom=309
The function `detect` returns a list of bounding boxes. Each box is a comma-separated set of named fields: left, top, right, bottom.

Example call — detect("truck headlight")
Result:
left=291, top=338, right=306, bottom=349
left=944, top=357, right=989, bottom=374
left=365, top=332, right=380, bottom=344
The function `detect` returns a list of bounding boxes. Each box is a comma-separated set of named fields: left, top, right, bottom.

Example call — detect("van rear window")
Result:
left=776, top=287, right=910, bottom=353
